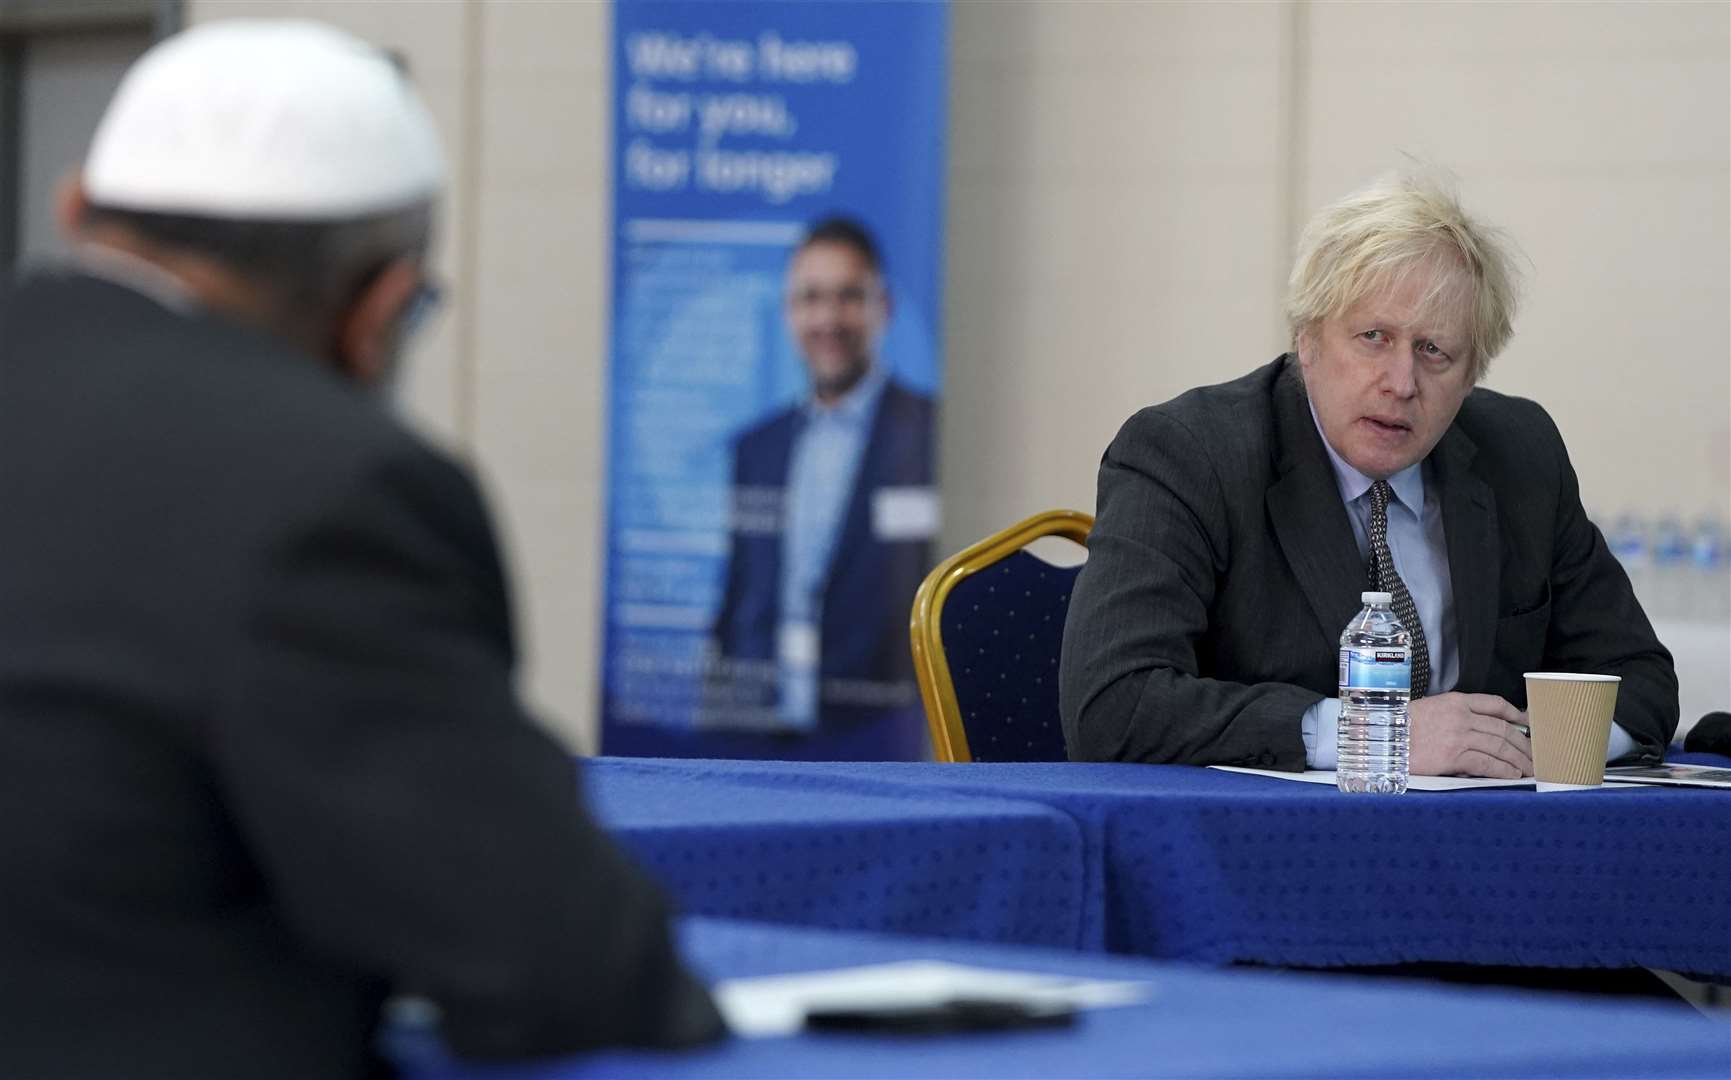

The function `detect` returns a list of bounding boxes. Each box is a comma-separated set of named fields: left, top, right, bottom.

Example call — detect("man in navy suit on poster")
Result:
left=708, top=217, right=938, bottom=760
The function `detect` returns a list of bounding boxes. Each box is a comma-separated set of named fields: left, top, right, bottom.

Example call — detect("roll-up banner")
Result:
left=601, top=1, right=949, bottom=760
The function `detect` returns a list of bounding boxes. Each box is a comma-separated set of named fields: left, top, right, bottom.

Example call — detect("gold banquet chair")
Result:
left=909, top=510, right=1093, bottom=763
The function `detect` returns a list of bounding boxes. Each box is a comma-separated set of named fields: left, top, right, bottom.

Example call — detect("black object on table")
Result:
left=805, top=998, right=1077, bottom=1034
left=1684, top=712, right=1731, bottom=755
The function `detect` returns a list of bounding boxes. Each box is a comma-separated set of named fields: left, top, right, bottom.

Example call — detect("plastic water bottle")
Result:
left=1688, top=517, right=1730, bottom=621
left=1337, top=591, right=1411, bottom=794
left=1651, top=516, right=1689, bottom=620
left=1604, top=512, right=1651, bottom=611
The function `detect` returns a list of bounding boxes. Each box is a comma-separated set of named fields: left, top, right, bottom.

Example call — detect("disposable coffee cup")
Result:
left=1523, top=673, right=1620, bottom=792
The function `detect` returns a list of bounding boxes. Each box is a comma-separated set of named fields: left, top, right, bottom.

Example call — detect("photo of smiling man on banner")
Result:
left=599, top=1, right=948, bottom=761
left=704, top=216, right=937, bottom=760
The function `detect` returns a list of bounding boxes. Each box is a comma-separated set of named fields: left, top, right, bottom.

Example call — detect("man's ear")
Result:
left=333, top=259, right=419, bottom=385
left=56, top=174, right=91, bottom=241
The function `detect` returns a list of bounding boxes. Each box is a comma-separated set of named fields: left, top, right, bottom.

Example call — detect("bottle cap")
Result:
left=1361, top=591, right=1392, bottom=604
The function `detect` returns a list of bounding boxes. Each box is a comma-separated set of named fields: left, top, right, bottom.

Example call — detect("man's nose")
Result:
left=806, top=292, right=848, bottom=322
left=1381, top=344, right=1418, bottom=398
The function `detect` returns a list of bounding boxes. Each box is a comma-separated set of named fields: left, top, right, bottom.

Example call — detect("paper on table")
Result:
left=713, top=960, right=1151, bottom=1038
left=1604, top=763, right=1731, bottom=789
left=1209, top=766, right=1531, bottom=790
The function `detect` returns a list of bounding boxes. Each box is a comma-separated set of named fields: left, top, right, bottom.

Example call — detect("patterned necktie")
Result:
left=1366, top=480, right=1430, bottom=698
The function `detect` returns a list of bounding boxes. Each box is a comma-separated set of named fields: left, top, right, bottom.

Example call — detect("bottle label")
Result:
left=1339, top=646, right=1411, bottom=691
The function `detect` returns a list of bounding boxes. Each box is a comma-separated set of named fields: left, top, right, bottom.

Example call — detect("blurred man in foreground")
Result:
left=0, top=21, right=720, bottom=1078
left=1061, top=169, right=1677, bottom=773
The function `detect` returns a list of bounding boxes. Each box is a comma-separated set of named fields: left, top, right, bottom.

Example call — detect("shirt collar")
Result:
left=804, top=362, right=887, bottom=426
left=69, top=243, right=199, bottom=315
left=1307, top=398, right=1425, bottom=513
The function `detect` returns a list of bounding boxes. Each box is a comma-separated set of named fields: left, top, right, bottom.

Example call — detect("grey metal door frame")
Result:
left=0, top=0, right=181, bottom=267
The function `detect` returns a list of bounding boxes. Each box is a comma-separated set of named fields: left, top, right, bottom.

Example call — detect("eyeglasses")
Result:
left=401, top=278, right=445, bottom=340
left=786, top=284, right=879, bottom=311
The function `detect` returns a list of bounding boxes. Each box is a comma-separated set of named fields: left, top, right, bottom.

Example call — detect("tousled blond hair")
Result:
left=1285, top=170, right=1522, bottom=382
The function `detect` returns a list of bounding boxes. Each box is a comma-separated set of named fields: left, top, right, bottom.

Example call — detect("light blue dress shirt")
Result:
left=776, top=364, right=888, bottom=728
left=1300, top=406, right=1634, bottom=768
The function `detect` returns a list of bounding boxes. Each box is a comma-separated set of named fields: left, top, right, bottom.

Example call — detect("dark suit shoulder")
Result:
left=733, top=403, right=800, bottom=458
left=0, top=270, right=484, bottom=622
left=1109, top=356, right=1287, bottom=478
left=1450, top=384, right=1569, bottom=475
left=732, top=375, right=935, bottom=457
left=11, top=272, right=437, bottom=513
left=1151, top=356, right=1285, bottom=421
left=1125, top=355, right=1283, bottom=434
left=1454, top=383, right=1560, bottom=437
left=878, top=378, right=936, bottom=420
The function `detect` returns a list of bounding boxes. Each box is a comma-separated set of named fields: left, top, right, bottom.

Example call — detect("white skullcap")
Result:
left=83, top=19, right=444, bottom=220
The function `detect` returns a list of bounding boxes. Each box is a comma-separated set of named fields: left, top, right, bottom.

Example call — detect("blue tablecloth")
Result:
left=589, top=757, right=1731, bottom=977
left=585, top=760, right=1087, bottom=947
left=402, top=917, right=1731, bottom=1079
left=1670, top=750, right=1731, bottom=767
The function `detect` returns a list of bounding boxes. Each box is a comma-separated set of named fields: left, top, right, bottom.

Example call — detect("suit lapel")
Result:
left=1432, top=423, right=1499, bottom=691
left=764, top=411, right=799, bottom=487
left=1265, top=360, right=1366, bottom=645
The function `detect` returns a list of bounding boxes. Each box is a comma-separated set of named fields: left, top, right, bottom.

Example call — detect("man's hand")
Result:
left=1408, top=693, right=1533, bottom=778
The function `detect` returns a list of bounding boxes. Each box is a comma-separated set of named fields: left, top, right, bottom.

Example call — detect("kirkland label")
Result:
left=1339, top=646, right=1411, bottom=691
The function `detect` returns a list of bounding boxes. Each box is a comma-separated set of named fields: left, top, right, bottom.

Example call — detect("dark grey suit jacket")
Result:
left=0, top=271, right=721, bottom=1079
left=1060, top=355, right=1677, bottom=770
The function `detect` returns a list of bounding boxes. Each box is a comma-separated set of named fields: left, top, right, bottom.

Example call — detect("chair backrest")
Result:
left=909, top=510, right=1093, bottom=762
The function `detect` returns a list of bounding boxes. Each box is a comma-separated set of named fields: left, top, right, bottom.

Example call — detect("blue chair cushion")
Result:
left=938, top=550, right=1078, bottom=762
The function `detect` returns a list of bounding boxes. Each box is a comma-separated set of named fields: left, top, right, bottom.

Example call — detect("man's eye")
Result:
left=1360, top=330, right=1384, bottom=342
left=1419, top=341, right=1449, bottom=360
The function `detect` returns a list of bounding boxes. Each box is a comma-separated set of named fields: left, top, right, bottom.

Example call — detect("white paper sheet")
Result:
left=713, top=960, right=1151, bottom=1038
left=1209, top=766, right=1531, bottom=790
left=1604, top=763, right=1731, bottom=790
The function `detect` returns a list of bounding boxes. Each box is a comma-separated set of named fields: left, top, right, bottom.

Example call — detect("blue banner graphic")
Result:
left=601, top=1, right=949, bottom=760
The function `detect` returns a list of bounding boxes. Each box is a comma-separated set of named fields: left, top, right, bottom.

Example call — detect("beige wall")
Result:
left=1299, top=1, right=1731, bottom=519
left=192, top=0, right=1731, bottom=751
